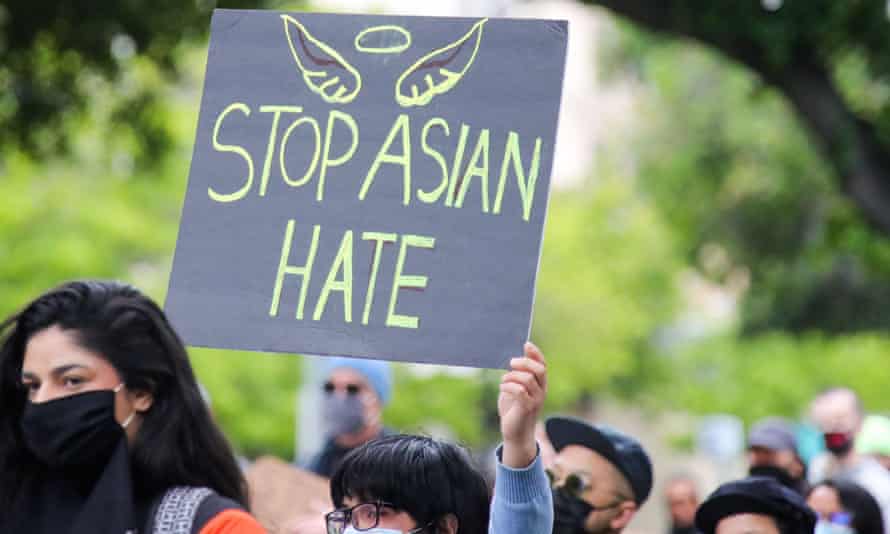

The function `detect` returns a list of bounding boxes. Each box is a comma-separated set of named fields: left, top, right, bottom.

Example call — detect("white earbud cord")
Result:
left=112, top=383, right=137, bottom=429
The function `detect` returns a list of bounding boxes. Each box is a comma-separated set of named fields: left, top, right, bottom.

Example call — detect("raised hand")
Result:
left=281, top=15, right=362, bottom=104
left=498, top=341, right=547, bottom=468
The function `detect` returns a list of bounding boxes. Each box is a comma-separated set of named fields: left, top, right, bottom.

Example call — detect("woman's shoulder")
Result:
left=194, top=493, right=265, bottom=534
left=149, top=487, right=265, bottom=534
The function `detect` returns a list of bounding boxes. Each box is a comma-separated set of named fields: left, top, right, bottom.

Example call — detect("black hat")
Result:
left=695, top=477, right=816, bottom=534
left=545, top=416, right=653, bottom=505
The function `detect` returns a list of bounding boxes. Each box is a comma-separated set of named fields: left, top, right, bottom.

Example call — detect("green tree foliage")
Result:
left=662, top=333, right=890, bottom=421
left=601, top=18, right=890, bottom=335
left=383, top=370, right=491, bottom=444
left=533, top=181, right=680, bottom=407
left=0, top=0, right=272, bottom=162
left=584, top=0, right=890, bottom=236
left=595, top=14, right=890, bottom=421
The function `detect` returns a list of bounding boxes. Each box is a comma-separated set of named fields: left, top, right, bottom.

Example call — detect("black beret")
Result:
left=695, top=477, right=816, bottom=534
left=546, top=416, right=653, bottom=505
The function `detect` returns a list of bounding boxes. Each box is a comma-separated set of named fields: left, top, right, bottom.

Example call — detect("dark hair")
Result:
left=774, top=516, right=795, bottom=534
left=330, top=435, right=491, bottom=534
left=0, top=280, right=248, bottom=516
left=808, top=479, right=885, bottom=534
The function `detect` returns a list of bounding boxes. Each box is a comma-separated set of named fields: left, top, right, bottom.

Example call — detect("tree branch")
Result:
left=773, top=61, right=890, bottom=234
left=584, top=0, right=890, bottom=235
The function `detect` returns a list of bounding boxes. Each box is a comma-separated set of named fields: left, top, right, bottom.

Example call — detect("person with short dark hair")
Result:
left=0, top=280, right=265, bottom=533
left=320, top=343, right=552, bottom=534
left=545, top=417, right=653, bottom=534
left=808, top=479, right=885, bottom=534
left=695, top=477, right=816, bottom=534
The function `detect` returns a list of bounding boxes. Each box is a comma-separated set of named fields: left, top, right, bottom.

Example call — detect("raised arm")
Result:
left=489, top=342, right=553, bottom=534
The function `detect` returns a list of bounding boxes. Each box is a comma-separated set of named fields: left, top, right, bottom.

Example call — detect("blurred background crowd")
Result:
left=3, top=0, right=890, bottom=532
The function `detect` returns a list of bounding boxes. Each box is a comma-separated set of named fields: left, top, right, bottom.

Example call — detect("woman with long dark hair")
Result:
left=0, top=280, right=266, bottom=533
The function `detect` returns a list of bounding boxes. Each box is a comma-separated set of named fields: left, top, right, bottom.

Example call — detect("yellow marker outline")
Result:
left=281, top=15, right=362, bottom=104
left=209, top=102, right=254, bottom=203
left=386, top=234, right=435, bottom=329
left=417, top=117, right=450, bottom=204
left=354, top=25, right=412, bottom=54
left=279, top=116, right=321, bottom=188
left=269, top=221, right=321, bottom=320
left=313, top=230, right=354, bottom=323
left=361, top=232, right=397, bottom=325
left=395, top=18, right=487, bottom=108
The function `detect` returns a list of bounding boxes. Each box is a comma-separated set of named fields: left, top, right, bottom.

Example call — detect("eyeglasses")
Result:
left=325, top=502, right=430, bottom=534
left=324, top=381, right=363, bottom=395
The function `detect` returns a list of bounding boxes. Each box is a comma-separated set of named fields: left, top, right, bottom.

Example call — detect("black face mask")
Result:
left=553, top=488, right=594, bottom=534
left=21, top=389, right=125, bottom=472
left=749, top=464, right=796, bottom=488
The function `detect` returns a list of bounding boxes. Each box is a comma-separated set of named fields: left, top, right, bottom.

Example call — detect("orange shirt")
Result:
left=199, top=509, right=268, bottom=534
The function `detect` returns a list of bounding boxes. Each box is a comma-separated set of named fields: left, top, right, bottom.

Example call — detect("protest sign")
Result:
left=166, top=9, right=568, bottom=368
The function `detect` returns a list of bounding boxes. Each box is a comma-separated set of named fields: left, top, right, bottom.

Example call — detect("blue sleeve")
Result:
left=488, top=444, right=553, bottom=534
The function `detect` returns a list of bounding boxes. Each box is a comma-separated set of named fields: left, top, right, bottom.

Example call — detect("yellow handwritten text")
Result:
left=208, top=104, right=543, bottom=221
left=268, top=220, right=435, bottom=329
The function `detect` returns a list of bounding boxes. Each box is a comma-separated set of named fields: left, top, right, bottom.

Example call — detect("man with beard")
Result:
left=664, top=474, right=700, bottom=534
left=694, top=477, right=816, bottom=534
left=545, top=416, right=653, bottom=534
left=746, top=417, right=808, bottom=495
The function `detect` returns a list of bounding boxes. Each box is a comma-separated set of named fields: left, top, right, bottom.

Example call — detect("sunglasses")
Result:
left=547, top=468, right=628, bottom=512
left=546, top=468, right=592, bottom=497
left=323, top=381, right=363, bottom=395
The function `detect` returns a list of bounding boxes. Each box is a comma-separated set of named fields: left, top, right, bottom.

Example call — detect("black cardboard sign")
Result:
left=166, top=9, right=568, bottom=368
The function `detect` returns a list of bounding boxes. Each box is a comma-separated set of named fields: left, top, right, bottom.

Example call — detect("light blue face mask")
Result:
left=343, top=525, right=427, bottom=534
left=342, top=527, right=406, bottom=534
left=815, top=520, right=856, bottom=534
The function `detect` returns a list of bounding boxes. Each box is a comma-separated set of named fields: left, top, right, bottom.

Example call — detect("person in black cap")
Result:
left=695, top=477, right=817, bottom=534
left=747, top=417, right=808, bottom=495
left=545, top=416, right=653, bottom=534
